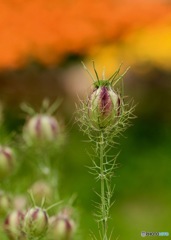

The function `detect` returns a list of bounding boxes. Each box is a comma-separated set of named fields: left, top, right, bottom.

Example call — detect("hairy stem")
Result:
left=100, top=132, right=107, bottom=240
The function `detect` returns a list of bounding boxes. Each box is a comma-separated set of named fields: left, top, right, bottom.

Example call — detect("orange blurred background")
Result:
left=0, top=0, right=171, bottom=110
left=0, top=0, right=171, bottom=70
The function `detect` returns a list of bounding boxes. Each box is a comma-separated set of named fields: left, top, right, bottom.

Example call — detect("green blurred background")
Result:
left=0, top=0, right=171, bottom=239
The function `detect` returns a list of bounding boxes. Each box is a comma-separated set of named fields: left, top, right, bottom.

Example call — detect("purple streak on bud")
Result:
left=117, top=96, right=121, bottom=116
left=0, top=147, right=15, bottom=179
left=42, top=210, right=48, bottom=225
left=1, top=150, right=11, bottom=160
left=1, top=149, right=13, bottom=169
left=17, top=211, right=23, bottom=219
left=65, top=218, right=72, bottom=231
left=4, top=216, right=9, bottom=225
left=56, top=215, right=72, bottom=230
left=88, top=85, right=120, bottom=128
left=32, top=208, right=39, bottom=220
left=49, top=118, right=58, bottom=136
left=100, top=86, right=112, bottom=116
left=35, top=117, right=41, bottom=136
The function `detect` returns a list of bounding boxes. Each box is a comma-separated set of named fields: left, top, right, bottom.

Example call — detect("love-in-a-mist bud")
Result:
left=0, top=191, right=11, bottom=215
left=88, top=84, right=121, bottom=128
left=23, top=114, right=59, bottom=143
left=49, top=210, right=76, bottom=240
left=13, top=195, right=27, bottom=211
left=4, top=211, right=25, bottom=240
left=30, top=180, right=52, bottom=204
left=23, top=207, right=48, bottom=237
left=0, top=146, right=16, bottom=179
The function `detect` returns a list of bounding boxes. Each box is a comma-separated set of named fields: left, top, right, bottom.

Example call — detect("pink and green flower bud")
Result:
left=23, top=207, right=48, bottom=237
left=0, top=146, right=16, bottom=179
left=49, top=210, right=76, bottom=240
left=23, top=114, right=59, bottom=143
left=0, top=191, right=11, bottom=215
left=88, top=84, right=121, bottom=128
left=4, top=210, right=25, bottom=240
left=30, top=180, right=52, bottom=204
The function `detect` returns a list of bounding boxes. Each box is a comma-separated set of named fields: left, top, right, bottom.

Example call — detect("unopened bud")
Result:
left=23, top=114, right=59, bottom=143
left=23, top=207, right=48, bottom=237
left=30, top=180, right=52, bottom=204
left=4, top=211, right=24, bottom=240
left=49, top=210, right=76, bottom=240
left=0, top=191, right=11, bottom=215
left=0, top=146, right=16, bottom=179
left=13, top=195, right=27, bottom=211
left=88, top=85, right=120, bottom=128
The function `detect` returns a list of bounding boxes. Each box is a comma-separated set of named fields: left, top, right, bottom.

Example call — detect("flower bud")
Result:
left=0, top=146, right=16, bottom=179
left=0, top=191, right=11, bottom=215
left=13, top=195, right=27, bottom=211
left=30, top=180, right=52, bottom=204
left=49, top=210, right=76, bottom=240
left=4, top=211, right=25, bottom=240
left=23, top=114, right=59, bottom=143
left=88, top=85, right=120, bottom=128
left=23, top=207, right=48, bottom=237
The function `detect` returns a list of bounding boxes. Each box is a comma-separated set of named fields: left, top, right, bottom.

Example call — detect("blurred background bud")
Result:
left=23, top=207, right=48, bottom=237
left=4, top=211, right=25, bottom=240
left=23, top=114, right=59, bottom=144
left=30, top=180, right=52, bottom=204
left=0, top=191, right=12, bottom=215
left=0, top=146, right=16, bottom=179
left=13, top=195, right=27, bottom=211
left=49, top=208, right=76, bottom=240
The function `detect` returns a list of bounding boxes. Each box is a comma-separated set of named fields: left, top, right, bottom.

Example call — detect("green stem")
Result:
left=100, top=132, right=107, bottom=240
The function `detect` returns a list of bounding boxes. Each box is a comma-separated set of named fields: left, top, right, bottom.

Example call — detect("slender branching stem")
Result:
left=99, top=132, right=107, bottom=240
